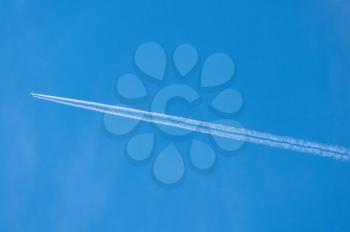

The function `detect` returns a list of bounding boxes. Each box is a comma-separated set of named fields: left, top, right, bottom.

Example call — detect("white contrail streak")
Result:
left=31, top=92, right=350, bottom=161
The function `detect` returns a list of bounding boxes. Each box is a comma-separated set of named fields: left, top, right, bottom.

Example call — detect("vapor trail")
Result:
left=31, top=92, right=350, bottom=161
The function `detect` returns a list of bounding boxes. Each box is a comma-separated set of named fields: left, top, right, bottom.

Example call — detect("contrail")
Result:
left=31, top=92, right=350, bottom=161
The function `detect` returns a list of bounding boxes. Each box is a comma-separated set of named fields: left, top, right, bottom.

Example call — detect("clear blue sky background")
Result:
left=1, top=0, right=350, bottom=231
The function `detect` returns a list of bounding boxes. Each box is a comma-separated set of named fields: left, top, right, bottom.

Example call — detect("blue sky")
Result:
left=1, top=0, right=350, bottom=231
